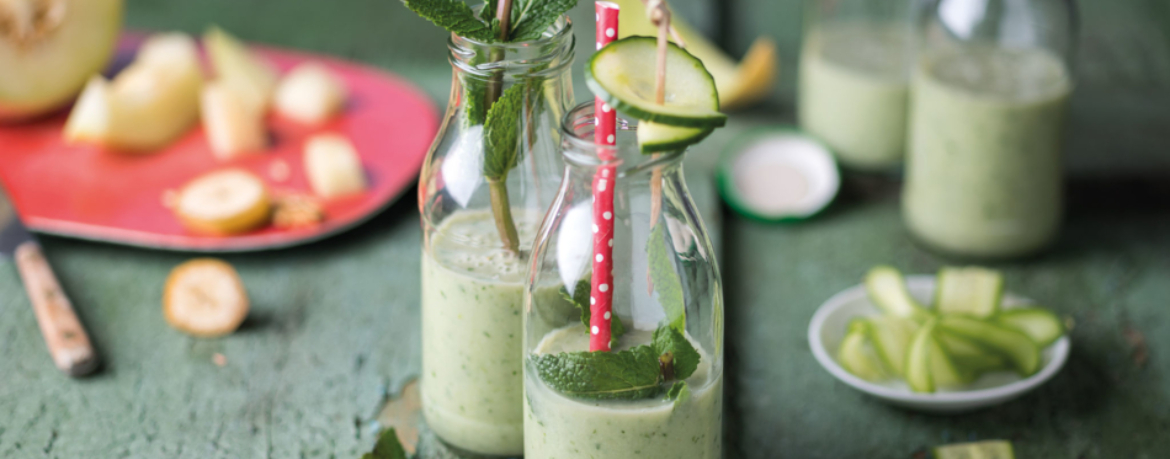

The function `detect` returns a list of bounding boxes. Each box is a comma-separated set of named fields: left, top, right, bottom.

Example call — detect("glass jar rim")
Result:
left=448, top=16, right=574, bottom=78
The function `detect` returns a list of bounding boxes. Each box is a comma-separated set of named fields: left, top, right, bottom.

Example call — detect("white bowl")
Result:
left=808, top=275, right=1070, bottom=413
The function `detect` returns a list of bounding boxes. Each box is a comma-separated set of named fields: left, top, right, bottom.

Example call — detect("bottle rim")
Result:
left=448, top=16, right=575, bottom=78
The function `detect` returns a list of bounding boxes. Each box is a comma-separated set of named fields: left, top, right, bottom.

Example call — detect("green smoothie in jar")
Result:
left=903, top=46, right=1072, bottom=258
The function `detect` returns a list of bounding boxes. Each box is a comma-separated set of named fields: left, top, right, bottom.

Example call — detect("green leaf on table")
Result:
left=531, top=345, right=663, bottom=400
left=483, top=84, right=526, bottom=180
left=652, top=326, right=700, bottom=381
left=665, top=381, right=691, bottom=408
left=402, top=0, right=498, bottom=42
left=360, top=428, right=407, bottom=459
left=648, top=223, right=686, bottom=333
left=559, top=278, right=626, bottom=341
left=509, top=0, right=577, bottom=41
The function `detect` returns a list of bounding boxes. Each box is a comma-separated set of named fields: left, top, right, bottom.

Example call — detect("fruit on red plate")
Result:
left=275, top=62, right=348, bottom=125
left=163, top=258, right=249, bottom=337
left=201, top=81, right=267, bottom=159
left=174, top=169, right=272, bottom=235
left=64, top=32, right=203, bottom=152
left=0, top=0, right=123, bottom=121
left=204, top=26, right=278, bottom=113
left=304, top=134, right=367, bottom=198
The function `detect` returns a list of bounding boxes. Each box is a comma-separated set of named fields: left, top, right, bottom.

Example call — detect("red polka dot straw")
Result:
left=589, top=1, right=619, bottom=353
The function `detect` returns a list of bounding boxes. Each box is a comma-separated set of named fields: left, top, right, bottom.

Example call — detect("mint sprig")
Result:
left=360, top=428, right=407, bottom=459
left=509, top=0, right=578, bottom=41
left=652, top=326, right=700, bottom=381
left=666, top=381, right=691, bottom=407
left=648, top=223, right=687, bottom=333
left=402, top=0, right=499, bottom=42
left=403, top=0, right=575, bottom=43
left=483, top=84, right=525, bottom=180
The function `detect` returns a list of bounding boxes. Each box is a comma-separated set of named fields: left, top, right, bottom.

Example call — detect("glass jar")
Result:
left=903, top=0, right=1075, bottom=259
left=799, top=0, right=916, bottom=170
left=522, top=103, right=724, bottom=458
left=417, top=17, right=574, bottom=456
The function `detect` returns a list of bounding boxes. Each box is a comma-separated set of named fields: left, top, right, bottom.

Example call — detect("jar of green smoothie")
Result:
left=416, top=16, right=575, bottom=456
left=799, top=0, right=916, bottom=170
left=903, top=0, right=1076, bottom=259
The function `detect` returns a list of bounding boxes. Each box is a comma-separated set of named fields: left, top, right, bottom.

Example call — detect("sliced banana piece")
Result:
left=275, top=62, right=348, bottom=125
left=201, top=81, right=268, bottom=159
left=164, top=258, right=249, bottom=337
left=175, top=169, right=271, bottom=234
left=304, top=134, right=367, bottom=198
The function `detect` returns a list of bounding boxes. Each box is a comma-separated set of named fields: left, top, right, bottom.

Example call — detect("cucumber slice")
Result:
left=906, top=319, right=966, bottom=393
left=935, top=266, right=1005, bottom=319
left=940, top=315, right=1041, bottom=376
left=933, top=440, right=1016, bottom=459
left=837, top=320, right=892, bottom=382
left=586, top=37, right=727, bottom=128
left=938, top=331, right=1007, bottom=373
left=867, top=316, right=918, bottom=377
left=716, top=129, right=840, bottom=222
left=865, top=266, right=931, bottom=322
left=637, top=121, right=714, bottom=153
left=996, top=308, right=1064, bottom=347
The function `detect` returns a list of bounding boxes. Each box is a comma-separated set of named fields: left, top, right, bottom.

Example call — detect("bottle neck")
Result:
left=447, top=16, right=575, bottom=83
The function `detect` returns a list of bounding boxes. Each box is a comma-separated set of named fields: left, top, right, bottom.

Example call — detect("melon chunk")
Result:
left=274, top=62, right=347, bottom=125
left=200, top=81, right=267, bottom=159
left=204, top=26, right=278, bottom=113
left=303, top=134, right=367, bottom=198
left=0, top=0, right=123, bottom=121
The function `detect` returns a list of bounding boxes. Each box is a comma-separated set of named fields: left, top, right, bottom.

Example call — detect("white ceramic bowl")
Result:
left=808, top=275, right=1070, bottom=413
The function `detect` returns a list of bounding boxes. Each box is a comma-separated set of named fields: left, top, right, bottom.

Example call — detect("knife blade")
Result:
left=0, top=183, right=98, bottom=377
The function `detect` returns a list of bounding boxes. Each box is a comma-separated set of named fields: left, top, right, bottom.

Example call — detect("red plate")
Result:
left=0, top=34, right=438, bottom=252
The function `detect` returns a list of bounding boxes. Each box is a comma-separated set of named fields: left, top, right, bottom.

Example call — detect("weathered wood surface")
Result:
left=1, top=1, right=1168, bottom=458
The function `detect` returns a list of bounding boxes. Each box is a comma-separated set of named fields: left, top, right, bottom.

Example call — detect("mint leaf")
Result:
left=653, top=326, right=700, bottom=381
left=482, top=0, right=499, bottom=21
left=559, top=278, right=627, bottom=342
left=509, top=0, right=577, bottom=41
left=361, top=428, right=407, bottom=459
left=666, top=381, right=691, bottom=408
left=403, top=0, right=498, bottom=42
left=648, top=223, right=686, bottom=333
left=482, top=84, right=526, bottom=180
left=532, top=345, right=663, bottom=400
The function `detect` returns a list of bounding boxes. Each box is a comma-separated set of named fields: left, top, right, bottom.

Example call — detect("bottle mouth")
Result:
left=560, top=102, right=684, bottom=170
left=448, top=16, right=575, bottom=78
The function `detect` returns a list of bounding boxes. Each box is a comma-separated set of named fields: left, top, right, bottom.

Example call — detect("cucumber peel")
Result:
left=933, top=440, right=1016, bottom=459
left=637, top=121, right=714, bottom=153
left=940, top=315, right=1041, bottom=376
left=938, top=331, right=1008, bottom=374
left=996, top=308, right=1064, bottom=347
left=866, top=266, right=931, bottom=322
left=935, top=266, right=1004, bottom=319
left=837, top=320, right=892, bottom=382
left=586, top=37, right=727, bottom=128
left=867, top=316, right=918, bottom=377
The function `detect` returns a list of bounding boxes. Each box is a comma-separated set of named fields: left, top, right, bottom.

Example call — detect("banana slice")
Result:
left=174, top=169, right=271, bottom=234
left=164, top=258, right=249, bottom=337
left=275, top=62, right=348, bottom=125
left=304, top=134, right=367, bottom=198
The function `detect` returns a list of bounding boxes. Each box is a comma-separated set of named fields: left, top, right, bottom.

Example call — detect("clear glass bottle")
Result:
left=903, top=0, right=1075, bottom=259
left=522, top=103, right=724, bottom=458
left=417, top=17, right=574, bottom=456
left=799, top=0, right=917, bottom=170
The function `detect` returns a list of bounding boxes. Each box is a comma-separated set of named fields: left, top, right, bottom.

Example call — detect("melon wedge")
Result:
left=204, top=26, right=278, bottom=113
left=612, top=0, right=777, bottom=110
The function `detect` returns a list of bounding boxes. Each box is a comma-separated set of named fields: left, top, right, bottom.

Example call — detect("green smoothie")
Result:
left=799, top=22, right=912, bottom=170
left=903, top=46, right=1072, bottom=258
left=422, top=209, right=558, bottom=455
left=524, top=325, right=723, bottom=459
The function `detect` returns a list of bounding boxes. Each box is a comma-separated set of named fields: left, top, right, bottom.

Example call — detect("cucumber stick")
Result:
left=865, top=266, right=930, bottom=322
left=940, top=316, right=1041, bottom=376
left=866, top=316, right=918, bottom=377
left=906, top=319, right=966, bottom=393
left=935, top=267, right=1004, bottom=318
left=638, top=122, right=714, bottom=153
left=837, top=320, right=891, bottom=382
left=938, top=331, right=1007, bottom=373
left=933, top=440, right=1016, bottom=459
left=997, top=308, right=1064, bottom=347
left=586, top=37, right=727, bottom=128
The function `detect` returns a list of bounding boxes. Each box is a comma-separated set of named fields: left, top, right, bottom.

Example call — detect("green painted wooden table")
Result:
left=2, top=1, right=1170, bottom=457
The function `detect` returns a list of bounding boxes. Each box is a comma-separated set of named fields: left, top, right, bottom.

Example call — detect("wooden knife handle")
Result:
left=15, top=241, right=98, bottom=376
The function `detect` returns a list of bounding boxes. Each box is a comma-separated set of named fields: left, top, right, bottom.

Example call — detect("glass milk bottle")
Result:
left=799, top=0, right=917, bottom=170
left=522, top=103, right=725, bottom=458
left=903, top=0, right=1075, bottom=259
left=417, top=17, right=574, bottom=456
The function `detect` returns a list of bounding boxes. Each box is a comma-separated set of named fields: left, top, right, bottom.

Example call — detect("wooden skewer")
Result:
left=647, top=0, right=670, bottom=231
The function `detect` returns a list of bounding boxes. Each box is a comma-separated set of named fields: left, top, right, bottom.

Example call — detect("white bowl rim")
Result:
left=808, top=275, right=1070, bottom=405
